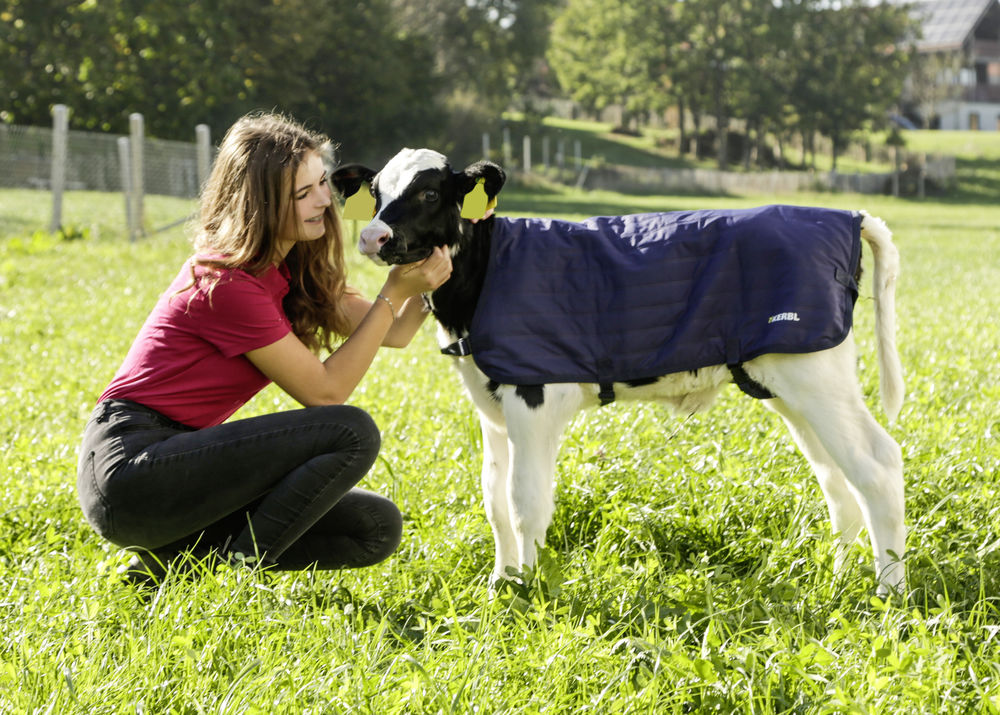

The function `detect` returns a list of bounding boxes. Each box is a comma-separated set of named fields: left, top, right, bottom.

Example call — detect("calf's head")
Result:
left=333, top=148, right=505, bottom=265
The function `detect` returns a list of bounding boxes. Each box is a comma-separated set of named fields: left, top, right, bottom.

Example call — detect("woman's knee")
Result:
left=312, top=404, right=381, bottom=458
left=367, top=495, right=403, bottom=564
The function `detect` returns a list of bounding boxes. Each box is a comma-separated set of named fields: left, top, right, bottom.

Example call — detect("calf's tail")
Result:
left=859, top=212, right=904, bottom=422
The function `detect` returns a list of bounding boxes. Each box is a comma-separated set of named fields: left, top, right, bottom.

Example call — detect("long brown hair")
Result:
left=192, top=111, right=350, bottom=352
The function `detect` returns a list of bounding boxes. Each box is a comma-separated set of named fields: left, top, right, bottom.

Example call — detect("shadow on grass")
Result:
left=903, top=547, right=1000, bottom=614
left=906, top=158, right=1000, bottom=206
left=0, top=214, right=38, bottom=239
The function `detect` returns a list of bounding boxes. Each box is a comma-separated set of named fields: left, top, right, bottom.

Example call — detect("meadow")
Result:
left=1, top=134, right=999, bottom=712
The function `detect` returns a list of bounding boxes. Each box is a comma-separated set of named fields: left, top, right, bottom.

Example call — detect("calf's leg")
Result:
left=479, top=416, right=518, bottom=582
left=765, top=397, right=866, bottom=572
left=501, top=384, right=582, bottom=575
left=750, top=344, right=906, bottom=595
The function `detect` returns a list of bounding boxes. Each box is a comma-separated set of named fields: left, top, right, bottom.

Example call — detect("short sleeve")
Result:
left=193, top=273, right=292, bottom=357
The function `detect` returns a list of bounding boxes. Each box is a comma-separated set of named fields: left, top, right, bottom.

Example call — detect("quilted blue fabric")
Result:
left=466, top=205, right=862, bottom=386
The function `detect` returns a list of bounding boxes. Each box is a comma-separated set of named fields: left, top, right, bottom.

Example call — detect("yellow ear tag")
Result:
left=342, top=181, right=376, bottom=221
left=460, top=178, right=491, bottom=220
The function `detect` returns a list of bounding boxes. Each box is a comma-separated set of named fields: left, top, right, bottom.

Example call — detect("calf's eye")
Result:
left=420, top=189, right=439, bottom=203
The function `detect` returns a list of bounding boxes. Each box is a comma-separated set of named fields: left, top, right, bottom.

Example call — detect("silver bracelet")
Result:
left=376, top=293, right=397, bottom=320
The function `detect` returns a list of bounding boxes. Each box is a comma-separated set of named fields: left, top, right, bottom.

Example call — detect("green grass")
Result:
left=901, top=129, right=1000, bottom=160
left=2, top=150, right=1000, bottom=712
left=504, top=116, right=1000, bottom=194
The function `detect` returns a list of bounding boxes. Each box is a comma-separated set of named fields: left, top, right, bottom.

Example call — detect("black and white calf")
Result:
left=334, top=148, right=906, bottom=595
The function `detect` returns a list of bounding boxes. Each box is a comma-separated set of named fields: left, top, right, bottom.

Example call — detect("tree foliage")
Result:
left=1, top=0, right=448, bottom=161
left=389, top=0, right=556, bottom=110
left=548, top=0, right=672, bottom=130
left=2, top=0, right=920, bottom=169
left=548, top=0, right=919, bottom=168
left=793, top=1, right=916, bottom=169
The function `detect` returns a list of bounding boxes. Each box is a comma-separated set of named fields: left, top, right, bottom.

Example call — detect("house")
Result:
left=904, top=0, right=1000, bottom=130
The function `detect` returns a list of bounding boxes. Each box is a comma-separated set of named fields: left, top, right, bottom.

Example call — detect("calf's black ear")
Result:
left=331, top=163, right=377, bottom=220
left=330, top=163, right=376, bottom=197
left=462, top=160, right=506, bottom=197
left=457, top=160, right=506, bottom=220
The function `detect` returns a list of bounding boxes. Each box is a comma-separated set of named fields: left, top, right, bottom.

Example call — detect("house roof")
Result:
left=911, top=0, right=998, bottom=51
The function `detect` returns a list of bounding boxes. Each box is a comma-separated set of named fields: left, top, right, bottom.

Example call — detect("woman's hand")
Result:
left=248, top=246, right=453, bottom=406
left=382, top=246, right=452, bottom=302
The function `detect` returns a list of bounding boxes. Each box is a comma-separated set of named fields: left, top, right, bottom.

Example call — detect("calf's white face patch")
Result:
left=373, top=148, right=448, bottom=208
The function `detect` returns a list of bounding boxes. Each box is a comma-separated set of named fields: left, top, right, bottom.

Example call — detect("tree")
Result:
left=905, top=51, right=965, bottom=129
left=389, top=0, right=558, bottom=113
left=792, top=0, right=915, bottom=170
left=548, top=0, right=669, bottom=131
left=0, top=0, right=448, bottom=159
left=670, top=0, right=797, bottom=169
left=247, top=0, right=445, bottom=165
left=545, top=0, right=918, bottom=170
left=1, top=0, right=97, bottom=126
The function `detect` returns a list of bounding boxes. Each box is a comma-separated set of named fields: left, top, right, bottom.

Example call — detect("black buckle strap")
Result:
left=596, top=358, right=616, bottom=406
left=728, top=363, right=774, bottom=400
left=441, top=338, right=473, bottom=357
left=725, top=338, right=774, bottom=400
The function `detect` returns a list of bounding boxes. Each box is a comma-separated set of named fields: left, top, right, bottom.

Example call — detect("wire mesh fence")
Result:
left=2, top=107, right=957, bottom=240
left=1, top=108, right=212, bottom=239
left=0, top=121, right=204, bottom=197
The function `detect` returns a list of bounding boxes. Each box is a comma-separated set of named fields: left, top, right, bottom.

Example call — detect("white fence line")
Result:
left=577, top=158, right=955, bottom=196
left=481, top=131, right=955, bottom=197
left=0, top=111, right=958, bottom=241
left=0, top=105, right=213, bottom=239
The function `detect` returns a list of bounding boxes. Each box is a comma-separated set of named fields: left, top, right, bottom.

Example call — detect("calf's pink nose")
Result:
left=360, top=225, right=390, bottom=254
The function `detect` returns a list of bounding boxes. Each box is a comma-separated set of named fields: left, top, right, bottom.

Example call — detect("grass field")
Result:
left=504, top=115, right=1000, bottom=177
left=2, top=133, right=1000, bottom=712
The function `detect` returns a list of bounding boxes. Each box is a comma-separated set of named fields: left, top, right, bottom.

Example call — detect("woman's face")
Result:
left=277, top=151, right=332, bottom=257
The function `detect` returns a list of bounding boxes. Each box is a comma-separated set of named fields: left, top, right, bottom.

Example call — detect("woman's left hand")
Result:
left=387, top=246, right=452, bottom=298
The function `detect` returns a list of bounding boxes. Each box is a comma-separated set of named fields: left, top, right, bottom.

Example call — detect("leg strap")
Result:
left=728, top=363, right=774, bottom=400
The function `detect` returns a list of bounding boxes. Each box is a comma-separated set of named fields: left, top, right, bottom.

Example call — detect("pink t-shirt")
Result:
left=100, top=259, right=293, bottom=428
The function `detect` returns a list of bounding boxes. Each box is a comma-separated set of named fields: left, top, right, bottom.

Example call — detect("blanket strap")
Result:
left=726, top=339, right=774, bottom=400
left=834, top=266, right=858, bottom=294
left=728, top=364, right=775, bottom=400
left=441, top=338, right=473, bottom=357
left=597, top=358, right=616, bottom=406
left=441, top=339, right=619, bottom=406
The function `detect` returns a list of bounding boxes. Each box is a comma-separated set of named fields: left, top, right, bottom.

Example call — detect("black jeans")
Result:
left=77, top=399, right=402, bottom=570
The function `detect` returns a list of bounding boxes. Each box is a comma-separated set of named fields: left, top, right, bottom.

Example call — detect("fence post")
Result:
left=574, top=140, right=582, bottom=170
left=892, top=146, right=900, bottom=198
left=481, top=132, right=490, bottom=160
left=196, top=124, right=212, bottom=191
left=542, top=136, right=550, bottom=168
left=502, top=127, right=512, bottom=167
left=128, top=113, right=145, bottom=241
left=522, top=136, right=531, bottom=174
left=918, top=152, right=926, bottom=199
left=49, top=104, right=69, bottom=233
left=118, top=137, right=134, bottom=240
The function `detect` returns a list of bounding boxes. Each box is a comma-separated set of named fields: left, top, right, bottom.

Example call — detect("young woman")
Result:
left=77, top=112, right=451, bottom=583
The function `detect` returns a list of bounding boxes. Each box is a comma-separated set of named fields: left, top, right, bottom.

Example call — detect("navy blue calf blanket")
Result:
left=459, top=205, right=862, bottom=398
